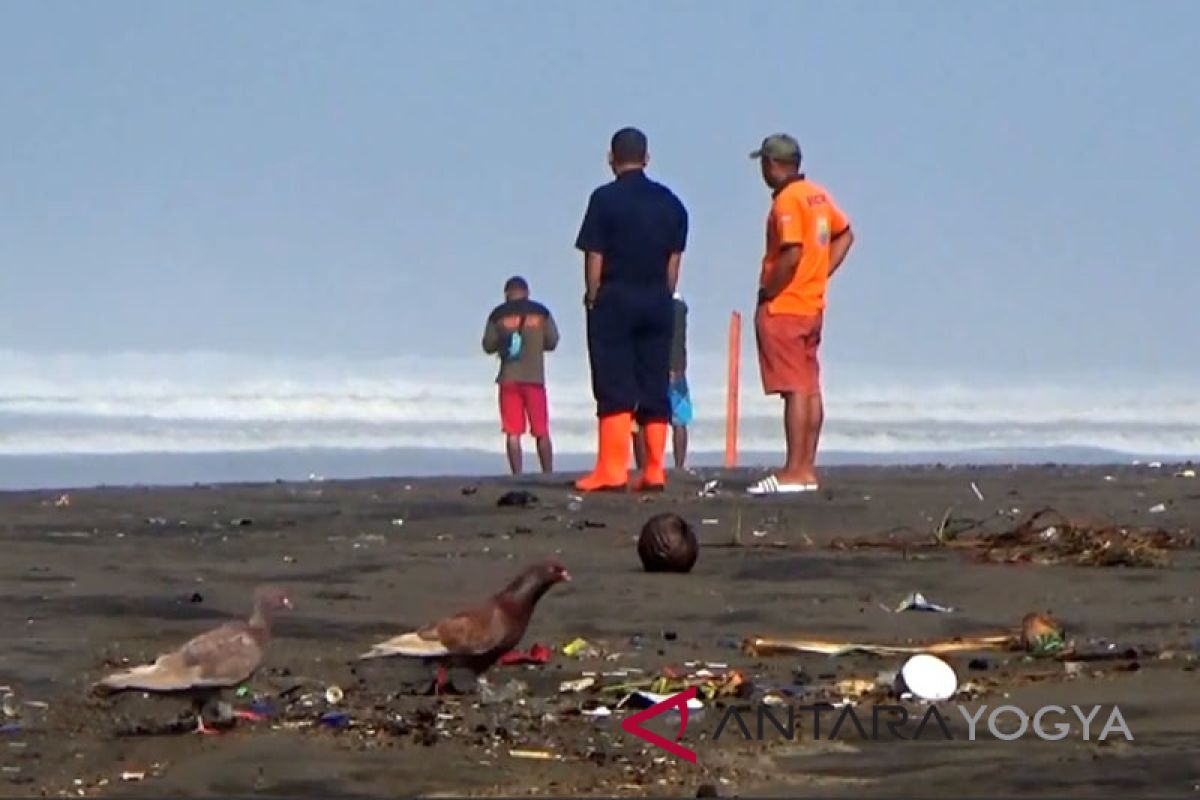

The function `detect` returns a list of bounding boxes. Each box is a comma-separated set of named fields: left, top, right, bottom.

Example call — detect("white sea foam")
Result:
left=1, top=349, right=1197, bottom=457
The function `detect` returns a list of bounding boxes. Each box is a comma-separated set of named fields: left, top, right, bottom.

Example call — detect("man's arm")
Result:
left=828, top=227, right=854, bottom=278
left=761, top=245, right=801, bottom=301
left=760, top=193, right=806, bottom=302
left=481, top=314, right=501, bottom=354
left=666, top=252, right=682, bottom=294
left=542, top=313, right=560, bottom=352
left=584, top=252, right=603, bottom=307
left=667, top=198, right=689, bottom=293
left=576, top=190, right=606, bottom=307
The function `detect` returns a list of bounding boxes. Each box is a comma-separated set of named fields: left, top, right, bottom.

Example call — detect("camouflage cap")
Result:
left=750, top=133, right=802, bottom=163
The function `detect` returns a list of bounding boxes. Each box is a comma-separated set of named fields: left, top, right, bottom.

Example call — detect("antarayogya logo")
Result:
left=619, top=687, right=1134, bottom=763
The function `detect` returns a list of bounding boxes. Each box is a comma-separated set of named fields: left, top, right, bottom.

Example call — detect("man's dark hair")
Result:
left=504, top=275, right=528, bottom=293
left=610, top=127, right=648, bottom=165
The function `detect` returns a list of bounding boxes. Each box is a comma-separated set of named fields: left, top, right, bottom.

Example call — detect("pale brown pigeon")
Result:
left=359, top=559, right=570, bottom=693
left=94, top=585, right=292, bottom=734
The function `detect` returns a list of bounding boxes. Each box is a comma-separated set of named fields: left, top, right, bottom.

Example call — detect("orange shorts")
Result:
left=755, top=306, right=822, bottom=396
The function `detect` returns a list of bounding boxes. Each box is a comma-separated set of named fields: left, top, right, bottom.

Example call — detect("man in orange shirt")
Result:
left=746, top=134, right=855, bottom=495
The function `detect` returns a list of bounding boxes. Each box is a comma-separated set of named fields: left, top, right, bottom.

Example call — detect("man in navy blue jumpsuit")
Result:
left=574, top=127, right=689, bottom=492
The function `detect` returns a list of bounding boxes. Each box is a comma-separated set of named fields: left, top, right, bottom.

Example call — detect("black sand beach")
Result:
left=2, top=464, right=1198, bottom=797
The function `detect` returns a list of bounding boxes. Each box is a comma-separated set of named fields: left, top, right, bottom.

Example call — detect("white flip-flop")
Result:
left=746, top=475, right=820, bottom=496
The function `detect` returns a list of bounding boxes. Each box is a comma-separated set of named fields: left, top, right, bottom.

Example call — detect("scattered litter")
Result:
left=970, top=482, right=984, bottom=501
left=751, top=530, right=768, bottom=538
left=743, top=633, right=1015, bottom=658
left=1177, top=469, right=1196, bottom=479
left=0, top=724, right=22, bottom=735
left=832, top=678, right=875, bottom=696
left=480, top=679, right=528, bottom=706
left=1, top=693, right=16, bottom=718
left=890, top=591, right=955, bottom=614
left=561, top=638, right=595, bottom=658
left=898, top=654, right=958, bottom=701
left=701, top=518, right=719, bottom=526
left=973, top=507, right=1192, bottom=567
left=55, top=494, right=71, bottom=507
left=231, top=518, right=253, bottom=527
left=235, top=686, right=251, bottom=698
left=559, top=677, right=596, bottom=693
left=120, top=771, right=145, bottom=782
left=1148, top=503, right=1167, bottom=514
left=1021, top=613, right=1066, bottom=656
left=581, top=705, right=611, bottom=718
left=391, top=518, right=405, bottom=527
left=508, top=749, right=559, bottom=760
left=497, top=491, right=539, bottom=508
left=318, top=711, right=350, bottom=729
left=625, top=690, right=704, bottom=711
left=499, top=643, right=552, bottom=666
left=699, top=480, right=720, bottom=497
left=1148, top=461, right=1163, bottom=469
left=324, top=686, right=344, bottom=705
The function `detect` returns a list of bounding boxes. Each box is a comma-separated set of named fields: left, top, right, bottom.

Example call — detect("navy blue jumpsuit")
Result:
left=575, top=170, right=689, bottom=424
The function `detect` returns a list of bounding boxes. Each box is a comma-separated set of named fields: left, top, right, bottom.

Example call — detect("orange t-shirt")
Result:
left=759, top=177, right=850, bottom=316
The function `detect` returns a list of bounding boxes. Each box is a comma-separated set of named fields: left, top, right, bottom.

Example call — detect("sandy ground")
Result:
left=2, top=463, right=1199, bottom=798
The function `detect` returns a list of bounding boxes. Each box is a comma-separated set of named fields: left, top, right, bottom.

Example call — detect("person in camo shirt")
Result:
left=634, top=292, right=692, bottom=470
left=482, top=276, right=560, bottom=475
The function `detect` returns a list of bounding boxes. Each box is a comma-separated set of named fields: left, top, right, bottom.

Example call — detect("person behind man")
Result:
left=481, top=276, right=559, bottom=475
left=574, top=127, right=688, bottom=492
left=633, top=291, right=692, bottom=470
left=746, top=134, right=854, bottom=495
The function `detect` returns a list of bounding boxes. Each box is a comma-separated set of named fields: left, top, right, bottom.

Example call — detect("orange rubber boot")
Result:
left=635, top=421, right=669, bottom=491
left=575, top=412, right=633, bottom=492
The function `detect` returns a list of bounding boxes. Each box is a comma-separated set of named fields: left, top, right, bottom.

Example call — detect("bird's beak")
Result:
left=560, top=570, right=573, bottom=583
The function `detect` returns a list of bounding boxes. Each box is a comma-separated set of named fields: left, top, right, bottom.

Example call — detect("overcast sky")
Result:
left=2, top=0, right=1197, bottom=380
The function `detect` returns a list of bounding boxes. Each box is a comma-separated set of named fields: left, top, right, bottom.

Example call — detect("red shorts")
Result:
left=498, top=382, right=549, bottom=437
left=755, top=306, right=823, bottom=396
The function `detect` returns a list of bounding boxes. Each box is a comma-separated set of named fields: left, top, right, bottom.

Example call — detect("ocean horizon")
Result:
left=2, top=348, right=1197, bottom=490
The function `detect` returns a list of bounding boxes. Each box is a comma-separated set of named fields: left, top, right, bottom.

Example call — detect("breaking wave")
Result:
left=1, top=349, right=1197, bottom=457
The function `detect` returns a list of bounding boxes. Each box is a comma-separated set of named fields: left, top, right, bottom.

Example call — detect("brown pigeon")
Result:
left=359, top=558, right=570, bottom=693
left=94, top=585, right=292, bottom=734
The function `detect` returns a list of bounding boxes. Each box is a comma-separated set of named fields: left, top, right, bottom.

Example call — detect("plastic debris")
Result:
left=1, top=693, right=17, bottom=719
left=0, top=724, right=22, bottom=735
left=699, top=480, right=720, bottom=497
left=561, top=638, right=594, bottom=658
left=1148, top=503, right=1167, bottom=514
left=120, top=772, right=145, bottom=782
left=235, top=686, right=251, bottom=698
left=743, top=632, right=1015, bottom=658
left=891, top=591, right=955, bottom=613
left=318, top=711, right=350, bottom=729
left=508, top=749, right=559, bottom=760
left=55, top=494, right=71, bottom=507
left=1021, top=613, right=1067, bottom=656
left=559, top=677, right=596, bottom=693
left=833, top=677, right=876, bottom=697
left=1177, top=468, right=1196, bottom=478
left=625, top=690, right=704, bottom=711
left=391, top=518, right=405, bottom=526
left=324, top=686, right=344, bottom=705
left=898, top=654, right=958, bottom=701
left=581, top=705, right=612, bottom=718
